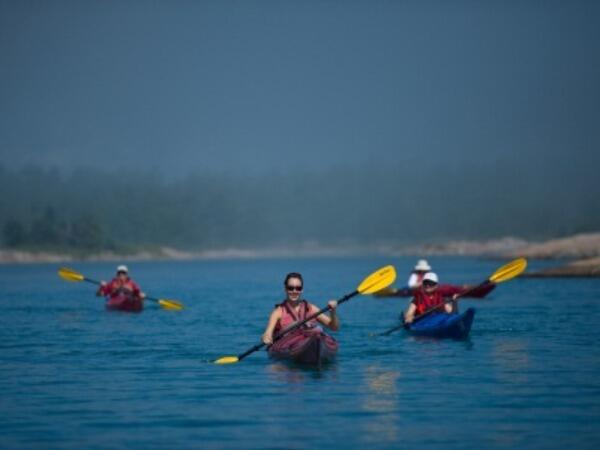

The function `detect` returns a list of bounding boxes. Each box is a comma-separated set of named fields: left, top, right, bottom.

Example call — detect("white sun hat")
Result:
left=116, top=265, right=129, bottom=273
left=414, top=259, right=432, bottom=271
left=423, top=272, right=439, bottom=284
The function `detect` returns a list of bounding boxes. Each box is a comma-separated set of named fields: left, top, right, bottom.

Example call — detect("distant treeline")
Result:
left=3, top=207, right=114, bottom=252
left=1, top=162, right=598, bottom=251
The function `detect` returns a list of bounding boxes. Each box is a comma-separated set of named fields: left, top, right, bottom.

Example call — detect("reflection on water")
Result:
left=266, top=360, right=339, bottom=385
left=361, top=365, right=401, bottom=444
left=407, top=334, right=475, bottom=350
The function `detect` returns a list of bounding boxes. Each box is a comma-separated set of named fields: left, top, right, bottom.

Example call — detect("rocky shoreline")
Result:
left=522, top=257, right=600, bottom=278
left=0, top=245, right=382, bottom=264
left=2, top=232, right=600, bottom=276
left=509, top=233, right=600, bottom=278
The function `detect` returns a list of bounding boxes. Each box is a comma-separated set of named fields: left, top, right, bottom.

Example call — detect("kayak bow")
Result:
left=268, top=328, right=338, bottom=367
left=105, top=293, right=144, bottom=312
left=405, top=308, right=475, bottom=339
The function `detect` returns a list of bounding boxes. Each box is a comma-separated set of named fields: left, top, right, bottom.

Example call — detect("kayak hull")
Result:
left=379, top=283, right=495, bottom=299
left=407, top=308, right=475, bottom=339
left=268, top=328, right=338, bottom=367
left=105, top=294, right=143, bottom=312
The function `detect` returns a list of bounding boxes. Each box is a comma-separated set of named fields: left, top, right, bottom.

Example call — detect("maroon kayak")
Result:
left=268, top=328, right=338, bottom=366
left=105, top=293, right=143, bottom=312
left=375, top=282, right=496, bottom=299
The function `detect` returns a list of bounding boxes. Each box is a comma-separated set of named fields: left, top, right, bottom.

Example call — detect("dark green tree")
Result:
left=29, top=207, right=66, bottom=247
left=69, top=215, right=106, bottom=250
left=3, top=219, right=27, bottom=248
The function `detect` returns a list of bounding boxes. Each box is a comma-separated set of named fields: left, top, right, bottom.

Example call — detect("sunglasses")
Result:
left=423, top=281, right=437, bottom=287
left=286, top=285, right=303, bottom=292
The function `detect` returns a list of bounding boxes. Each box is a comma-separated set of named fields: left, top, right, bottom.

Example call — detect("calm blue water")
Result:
left=1, top=257, right=599, bottom=450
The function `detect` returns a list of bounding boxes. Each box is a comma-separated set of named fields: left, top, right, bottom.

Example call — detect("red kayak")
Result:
left=105, top=293, right=143, bottom=312
left=268, top=328, right=338, bottom=367
left=375, top=282, right=496, bottom=299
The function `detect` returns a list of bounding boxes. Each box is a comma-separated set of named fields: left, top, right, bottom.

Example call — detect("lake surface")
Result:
left=1, top=257, right=599, bottom=449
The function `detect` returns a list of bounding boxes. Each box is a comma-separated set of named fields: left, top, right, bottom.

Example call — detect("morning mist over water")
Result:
left=0, top=159, right=598, bottom=252
left=1, top=1, right=599, bottom=251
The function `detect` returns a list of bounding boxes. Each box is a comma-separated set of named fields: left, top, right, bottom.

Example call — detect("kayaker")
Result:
left=96, top=265, right=146, bottom=303
left=403, top=272, right=456, bottom=324
left=262, top=272, right=339, bottom=345
left=407, top=259, right=432, bottom=289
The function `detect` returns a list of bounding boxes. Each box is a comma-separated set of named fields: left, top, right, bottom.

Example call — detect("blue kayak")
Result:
left=406, top=308, right=475, bottom=339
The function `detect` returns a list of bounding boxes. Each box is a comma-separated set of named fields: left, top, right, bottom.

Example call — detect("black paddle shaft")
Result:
left=83, top=276, right=101, bottom=285
left=236, top=290, right=359, bottom=362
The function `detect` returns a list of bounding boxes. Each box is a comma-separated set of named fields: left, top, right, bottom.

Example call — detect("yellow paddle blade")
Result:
left=214, top=356, right=239, bottom=365
left=489, top=257, right=528, bottom=283
left=58, top=267, right=85, bottom=282
left=357, top=265, right=397, bottom=295
left=158, top=299, right=184, bottom=310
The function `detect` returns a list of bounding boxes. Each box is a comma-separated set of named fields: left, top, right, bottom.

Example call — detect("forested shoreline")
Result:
left=1, top=162, right=598, bottom=254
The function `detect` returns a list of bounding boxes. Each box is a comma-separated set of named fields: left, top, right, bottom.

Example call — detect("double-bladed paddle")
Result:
left=58, top=267, right=184, bottom=310
left=374, top=258, right=527, bottom=337
left=213, top=265, right=397, bottom=364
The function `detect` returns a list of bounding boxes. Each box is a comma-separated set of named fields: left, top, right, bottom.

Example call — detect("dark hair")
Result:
left=284, top=272, right=303, bottom=287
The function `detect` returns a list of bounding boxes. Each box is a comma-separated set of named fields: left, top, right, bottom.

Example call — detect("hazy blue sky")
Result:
left=1, top=0, right=599, bottom=177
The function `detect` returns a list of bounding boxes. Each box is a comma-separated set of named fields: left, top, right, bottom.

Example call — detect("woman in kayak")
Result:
left=262, top=272, right=339, bottom=345
left=403, top=272, right=456, bottom=324
left=96, top=265, right=146, bottom=303
left=407, top=259, right=432, bottom=289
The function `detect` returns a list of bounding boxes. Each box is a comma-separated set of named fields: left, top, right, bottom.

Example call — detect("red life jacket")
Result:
left=412, top=289, right=445, bottom=315
left=274, top=300, right=316, bottom=335
left=101, top=277, right=141, bottom=300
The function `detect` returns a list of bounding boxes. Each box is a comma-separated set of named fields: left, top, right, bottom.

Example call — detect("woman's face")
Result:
left=285, top=277, right=303, bottom=302
left=117, top=271, right=128, bottom=281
